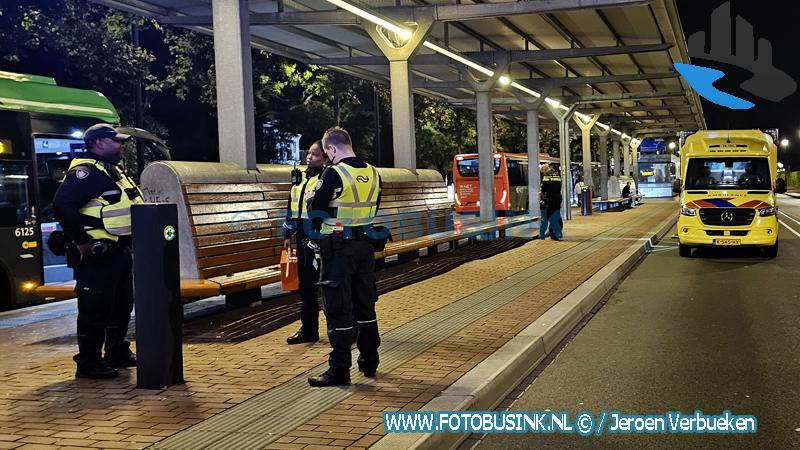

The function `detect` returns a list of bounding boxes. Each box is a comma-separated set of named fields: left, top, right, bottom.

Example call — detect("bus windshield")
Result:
left=685, top=157, right=771, bottom=190
left=0, top=162, right=33, bottom=227
left=456, top=157, right=501, bottom=177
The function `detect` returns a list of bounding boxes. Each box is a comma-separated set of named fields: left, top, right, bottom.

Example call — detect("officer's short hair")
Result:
left=322, top=127, right=352, bottom=149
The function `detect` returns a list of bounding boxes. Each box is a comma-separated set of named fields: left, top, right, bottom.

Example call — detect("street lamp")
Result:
left=668, top=142, right=676, bottom=151
left=781, top=138, right=790, bottom=148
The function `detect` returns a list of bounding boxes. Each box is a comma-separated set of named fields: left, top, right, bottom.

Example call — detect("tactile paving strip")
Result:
left=153, top=214, right=655, bottom=449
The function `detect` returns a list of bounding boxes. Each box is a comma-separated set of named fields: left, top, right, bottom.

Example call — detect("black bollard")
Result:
left=131, top=203, right=183, bottom=389
left=581, top=188, right=593, bottom=216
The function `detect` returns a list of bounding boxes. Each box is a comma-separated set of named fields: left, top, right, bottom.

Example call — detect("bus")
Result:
left=452, top=152, right=559, bottom=214
left=0, top=71, right=168, bottom=309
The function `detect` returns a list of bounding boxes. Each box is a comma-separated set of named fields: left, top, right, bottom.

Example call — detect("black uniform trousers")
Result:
left=296, top=238, right=320, bottom=337
left=73, top=244, right=134, bottom=366
left=318, top=239, right=380, bottom=375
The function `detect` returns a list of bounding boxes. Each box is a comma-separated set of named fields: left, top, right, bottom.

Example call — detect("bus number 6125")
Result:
left=14, top=227, right=35, bottom=238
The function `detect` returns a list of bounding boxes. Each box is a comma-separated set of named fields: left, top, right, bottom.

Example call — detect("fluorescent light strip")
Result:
left=325, top=0, right=645, bottom=137
left=326, top=0, right=412, bottom=39
left=422, top=41, right=494, bottom=77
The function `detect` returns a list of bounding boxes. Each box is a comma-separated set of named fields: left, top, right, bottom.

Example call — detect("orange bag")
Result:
left=280, top=248, right=299, bottom=291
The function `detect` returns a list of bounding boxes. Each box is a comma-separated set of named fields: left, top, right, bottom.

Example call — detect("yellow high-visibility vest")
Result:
left=288, top=171, right=320, bottom=220
left=68, top=158, right=143, bottom=241
left=321, top=162, right=380, bottom=234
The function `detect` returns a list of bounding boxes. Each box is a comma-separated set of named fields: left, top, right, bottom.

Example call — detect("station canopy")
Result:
left=91, top=0, right=706, bottom=135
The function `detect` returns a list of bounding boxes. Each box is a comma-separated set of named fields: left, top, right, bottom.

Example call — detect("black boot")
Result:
left=308, top=370, right=350, bottom=387
left=359, top=367, right=376, bottom=377
left=287, top=329, right=319, bottom=345
left=105, top=341, right=136, bottom=368
left=76, top=360, right=118, bottom=379
left=105, top=349, right=137, bottom=368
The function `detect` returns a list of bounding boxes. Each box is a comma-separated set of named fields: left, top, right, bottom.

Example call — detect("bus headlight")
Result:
left=680, top=206, right=697, bottom=216
left=758, top=207, right=776, bottom=217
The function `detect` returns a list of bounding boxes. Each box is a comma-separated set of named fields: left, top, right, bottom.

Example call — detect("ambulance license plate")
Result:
left=713, top=239, right=741, bottom=246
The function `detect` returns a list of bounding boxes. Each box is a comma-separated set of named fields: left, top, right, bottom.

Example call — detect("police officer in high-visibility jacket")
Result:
left=284, top=140, right=328, bottom=345
left=307, top=127, right=382, bottom=387
left=53, top=123, right=143, bottom=379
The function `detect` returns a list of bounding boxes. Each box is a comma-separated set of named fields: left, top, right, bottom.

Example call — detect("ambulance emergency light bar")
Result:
left=324, top=0, right=631, bottom=136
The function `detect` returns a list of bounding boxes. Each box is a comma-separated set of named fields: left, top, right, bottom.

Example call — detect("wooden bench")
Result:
left=592, top=197, right=633, bottom=212
left=36, top=162, right=535, bottom=301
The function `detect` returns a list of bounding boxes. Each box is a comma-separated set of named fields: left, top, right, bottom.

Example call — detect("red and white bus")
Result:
left=453, top=152, right=559, bottom=214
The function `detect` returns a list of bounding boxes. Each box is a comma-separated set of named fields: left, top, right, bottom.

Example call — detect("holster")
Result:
left=316, top=236, right=335, bottom=259
left=47, top=230, right=67, bottom=256
left=366, top=226, right=392, bottom=252
left=65, top=243, right=81, bottom=268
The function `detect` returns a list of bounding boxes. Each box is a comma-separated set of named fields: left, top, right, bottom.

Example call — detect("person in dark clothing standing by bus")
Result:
left=306, top=127, right=382, bottom=387
left=284, top=140, right=328, bottom=345
left=539, top=163, right=563, bottom=241
left=52, top=123, right=142, bottom=379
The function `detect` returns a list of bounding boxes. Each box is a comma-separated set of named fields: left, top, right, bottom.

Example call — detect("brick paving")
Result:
left=0, top=201, right=676, bottom=449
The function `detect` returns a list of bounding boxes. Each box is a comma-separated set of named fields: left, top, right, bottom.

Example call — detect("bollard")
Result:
left=132, top=203, right=183, bottom=389
left=581, top=188, right=593, bottom=216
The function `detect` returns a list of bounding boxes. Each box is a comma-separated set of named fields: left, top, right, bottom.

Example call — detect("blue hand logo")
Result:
left=674, top=63, right=754, bottom=110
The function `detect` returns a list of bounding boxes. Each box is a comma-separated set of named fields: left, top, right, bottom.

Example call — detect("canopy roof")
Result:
left=91, top=0, right=705, bottom=135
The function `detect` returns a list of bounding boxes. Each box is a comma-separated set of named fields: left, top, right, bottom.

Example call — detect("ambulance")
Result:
left=677, top=130, right=785, bottom=257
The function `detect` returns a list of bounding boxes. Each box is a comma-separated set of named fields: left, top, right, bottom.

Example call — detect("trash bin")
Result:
left=581, top=188, right=592, bottom=216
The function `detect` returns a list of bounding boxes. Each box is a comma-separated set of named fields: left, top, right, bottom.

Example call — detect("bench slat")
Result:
left=194, top=229, right=274, bottom=247
left=189, top=200, right=285, bottom=215
left=198, top=247, right=278, bottom=269
left=192, top=218, right=281, bottom=236
left=196, top=237, right=283, bottom=258
left=183, top=183, right=290, bottom=194
left=199, top=256, right=281, bottom=279
left=190, top=210, right=271, bottom=226
left=185, top=192, right=265, bottom=204
left=35, top=279, right=222, bottom=299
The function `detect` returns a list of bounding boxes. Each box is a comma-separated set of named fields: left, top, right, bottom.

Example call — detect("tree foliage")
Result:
left=0, top=0, right=213, bottom=127
left=0, top=0, right=563, bottom=173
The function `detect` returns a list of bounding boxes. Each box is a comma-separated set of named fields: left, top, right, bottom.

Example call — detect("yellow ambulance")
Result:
left=677, top=130, right=785, bottom=257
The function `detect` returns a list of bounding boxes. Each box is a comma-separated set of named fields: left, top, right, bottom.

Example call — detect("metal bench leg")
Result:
left=225, top=288, right=261, bottom=307
left=397, top=251, right=419, bottom=265
left=427, top=245, right=438, bottom=257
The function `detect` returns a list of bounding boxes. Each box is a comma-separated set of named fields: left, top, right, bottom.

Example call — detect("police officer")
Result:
left=284, top=140, right=327, bottom=345
left=53, top=123, right=143, bottom=379
left=539, top=163, right=564, bottom=241
left=307, top=127, right=381, bottom=387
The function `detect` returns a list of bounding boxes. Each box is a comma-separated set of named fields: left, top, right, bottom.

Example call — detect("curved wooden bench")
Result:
left=37, top=161, right=536, bottom=302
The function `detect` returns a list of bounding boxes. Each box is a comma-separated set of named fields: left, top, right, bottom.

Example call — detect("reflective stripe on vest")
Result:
left=69, top=158, right=144, bottom=241
left=542, top=174, right=562, bottom=182
left=289, top=172, right=320, bottom=220
left=321, top=163, right=380, bottom=234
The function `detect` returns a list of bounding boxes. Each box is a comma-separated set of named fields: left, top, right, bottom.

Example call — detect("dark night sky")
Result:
left=675, top=0, right=800, bottom=143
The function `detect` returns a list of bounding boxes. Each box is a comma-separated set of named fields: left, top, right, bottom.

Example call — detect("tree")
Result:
left=414, top=97, right=478, bottom=176
left=493, top=116, right=526, bottom=152
left=0, top=0, right=217, bottom=170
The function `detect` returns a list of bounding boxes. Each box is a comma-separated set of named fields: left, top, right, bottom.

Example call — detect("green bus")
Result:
left=0, top=71, right=167, bottom=309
